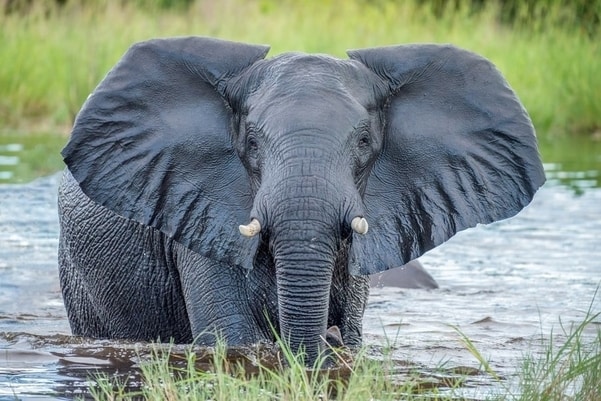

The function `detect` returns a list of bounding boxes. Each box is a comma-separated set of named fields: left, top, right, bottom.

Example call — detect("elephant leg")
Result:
left=59, top=234, right=107, bottom=337
left=328, top=267, right=370, bottom=348
left=174, top=242, right=271, bottom=346
left=58, top=170, right=191, bottom=342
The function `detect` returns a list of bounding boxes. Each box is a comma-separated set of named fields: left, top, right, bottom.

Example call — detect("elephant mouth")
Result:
left=324, top=325, right=344, bottom=348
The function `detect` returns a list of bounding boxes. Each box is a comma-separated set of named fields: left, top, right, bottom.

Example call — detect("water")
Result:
left=1, top=152, right=600, bottom=399
left=364, top=163, right=601, bottom=398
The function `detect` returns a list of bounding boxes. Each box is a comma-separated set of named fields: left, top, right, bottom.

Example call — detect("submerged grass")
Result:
left=88, top=310, right=601, bottom=401
left=1, top=0, right=600, bottom=138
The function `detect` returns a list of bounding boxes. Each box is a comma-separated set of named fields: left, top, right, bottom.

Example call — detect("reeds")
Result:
left=1, top=0, right=599, bottom=138
left=88, top=308, right=601, bottom=401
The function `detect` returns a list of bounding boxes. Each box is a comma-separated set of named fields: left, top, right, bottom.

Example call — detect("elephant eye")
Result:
left=358, top=131, right=371, bottom=149
left=247, top=136, right=259, bottom=153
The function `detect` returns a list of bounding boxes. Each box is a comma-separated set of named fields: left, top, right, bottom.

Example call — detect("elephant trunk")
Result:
left=272, top=212, right=338, bottom=363
left=267, top=177, right=343, bottom=364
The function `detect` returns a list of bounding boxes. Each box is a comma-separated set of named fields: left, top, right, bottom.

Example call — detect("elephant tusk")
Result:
left=351, top=216, right=368, bottom=235
left=239, top=218, right=261, bottom=237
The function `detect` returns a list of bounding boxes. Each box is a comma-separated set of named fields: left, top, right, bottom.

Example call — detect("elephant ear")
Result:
left=347, top=44, right=545, bottom=275
left=62, top=36, right=269, bottom=271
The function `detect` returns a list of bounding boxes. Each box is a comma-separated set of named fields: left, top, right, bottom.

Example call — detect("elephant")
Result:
left=58, top=36, right=545, bottom=364
left=369, top=260, right=438, bottom=289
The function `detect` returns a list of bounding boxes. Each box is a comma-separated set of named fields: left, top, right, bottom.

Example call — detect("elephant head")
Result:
left=62, top=37, right=545, bottom=362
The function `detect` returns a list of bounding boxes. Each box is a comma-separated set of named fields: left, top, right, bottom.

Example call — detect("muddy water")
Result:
left=1, top=164, right=600, bottom=400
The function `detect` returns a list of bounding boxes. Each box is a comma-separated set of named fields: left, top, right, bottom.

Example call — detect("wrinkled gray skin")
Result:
left=58, top=37, right=545, bottom=364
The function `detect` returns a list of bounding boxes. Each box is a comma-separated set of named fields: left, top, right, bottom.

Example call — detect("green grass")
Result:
left=87, top=311, right=601, bottom=401
left=1, top=0, right=600, bottom=139
left=89, top=341, right=454, bottom=400
left=513, top=318, right=601, bottom=401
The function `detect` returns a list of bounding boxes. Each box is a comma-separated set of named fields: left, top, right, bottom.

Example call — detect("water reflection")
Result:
left=0, top=146, right=20, bottom=180
left=544, top=163, right=599, bottom=194
left=0, top=134, right=66, bottom=183
left=537, top=134, right=601, bottom=193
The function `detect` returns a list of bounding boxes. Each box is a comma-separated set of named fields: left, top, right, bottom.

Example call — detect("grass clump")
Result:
left=1, top=0, right=600, bottom=138
left=87, top=309, right=601, bottom=401
left=455, top=315, right=601, bottom=401
left=89, top=341, right=409, bottom=401
left=510, top=314, right=601, bottom=401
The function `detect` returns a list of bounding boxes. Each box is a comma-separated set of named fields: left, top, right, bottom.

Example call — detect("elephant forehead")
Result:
left=267, top=52, right=350, bottom=77
left=248, top=89, right=370, bottom=135
left=252, top=53, right=380, bottom=105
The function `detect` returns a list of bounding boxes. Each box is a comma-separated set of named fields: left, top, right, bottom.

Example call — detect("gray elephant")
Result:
left=58, top=36, right=545, bottom=364
left=370, top=260, right=438, bottom=289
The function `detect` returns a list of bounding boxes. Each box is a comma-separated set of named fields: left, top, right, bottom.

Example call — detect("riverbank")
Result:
left=1, top=0, right=600, bottom=139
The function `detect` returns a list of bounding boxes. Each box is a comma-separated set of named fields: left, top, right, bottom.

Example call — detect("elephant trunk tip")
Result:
left=239, top=218, right=261, bottom=237
left=351, top=216, right=368, bottom=235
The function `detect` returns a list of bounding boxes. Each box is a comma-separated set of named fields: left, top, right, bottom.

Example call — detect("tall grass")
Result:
left=1, top=0, right=599, bottom=137
left=513, top=314, right=601, bottom=400
left=88, top=311, right=601, bottom=401
left=89, top=340, right=454, bottom=400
